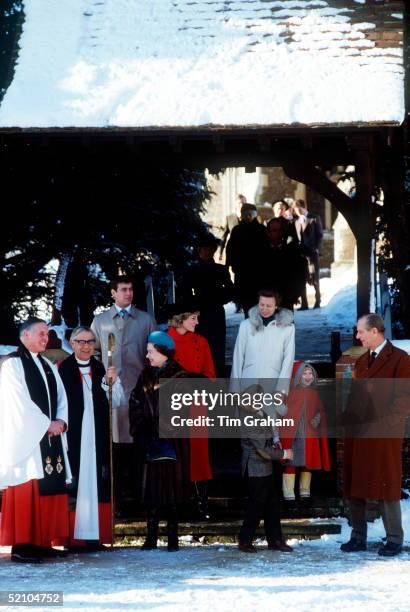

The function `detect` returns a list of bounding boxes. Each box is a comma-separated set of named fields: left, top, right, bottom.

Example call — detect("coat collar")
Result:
left=248, top=305, right=294, bottom=333
left=362, top=339, right=393, bottom=376
left=109, top=304, right=138, bottom=319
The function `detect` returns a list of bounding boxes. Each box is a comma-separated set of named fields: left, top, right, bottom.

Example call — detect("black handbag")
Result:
left=146, top=439, right=177, bottom=462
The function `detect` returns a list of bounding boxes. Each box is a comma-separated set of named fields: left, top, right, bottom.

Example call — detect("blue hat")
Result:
left=148, top=331, right=175, bottom=350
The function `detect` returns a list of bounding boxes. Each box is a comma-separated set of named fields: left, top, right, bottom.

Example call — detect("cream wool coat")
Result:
left=230, top=306, right=295, bottom=397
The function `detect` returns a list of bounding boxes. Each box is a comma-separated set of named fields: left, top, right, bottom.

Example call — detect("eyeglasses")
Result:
left=73, top=339, right=96, bottom=346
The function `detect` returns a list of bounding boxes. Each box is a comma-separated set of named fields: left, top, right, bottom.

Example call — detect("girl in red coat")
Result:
left=167, top=305, right=216, bottom=519
left=281, top=362, right=330, bottom=500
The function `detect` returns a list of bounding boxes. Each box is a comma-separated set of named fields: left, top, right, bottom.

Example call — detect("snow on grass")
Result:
left=0, top=0, right=404, bottom=128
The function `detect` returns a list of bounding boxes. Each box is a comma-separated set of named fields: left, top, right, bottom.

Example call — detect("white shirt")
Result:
left=114, top=304, right=131, bottom=315
left=371, top=339, right=387, bottom=358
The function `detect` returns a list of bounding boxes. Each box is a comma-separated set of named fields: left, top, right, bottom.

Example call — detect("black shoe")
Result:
left=340, top=538, right=367, bottom=552
left=238, top=541, right=257, bottom=553
left=68, top=544, right=107, bottom=554
left=34, top=546, right=68, bottom=558
left=85, top=543, right=109, bottom=552
left=267, top=540, right=293, bottom=552
left=378, top=542, right=402, bottom=557
left=11, top=552, right=43, bottom=564
left=313, top=302, right=321, bottom=309
left=11, top=545, right=43, bottom=564
left=298, top=306, right=309, bottom=311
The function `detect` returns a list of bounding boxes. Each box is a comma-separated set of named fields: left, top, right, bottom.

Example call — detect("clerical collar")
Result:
left=29, top=350, right=39, bottom=358
left=76, top=358, right=91, bottom=368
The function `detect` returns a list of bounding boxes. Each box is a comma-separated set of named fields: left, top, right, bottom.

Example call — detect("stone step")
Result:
left=115, top=518, right=341, bottom=540
left=116, top=496, right=343, bottom=522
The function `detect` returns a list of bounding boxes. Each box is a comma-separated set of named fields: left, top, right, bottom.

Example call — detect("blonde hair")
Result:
left=168, top=311, right=200, bottom=328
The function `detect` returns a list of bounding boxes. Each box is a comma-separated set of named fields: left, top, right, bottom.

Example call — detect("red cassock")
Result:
left=1, top=480, right=69, bottom=547
left=168, top=327, right=216, bottom=481
left=281, top=386, right=331, bottom=471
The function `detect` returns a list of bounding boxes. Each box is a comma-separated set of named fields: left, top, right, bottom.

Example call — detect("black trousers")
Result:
left=300, top=252, right=321, bottom=307
left=239, top=471, right=282, bottom=544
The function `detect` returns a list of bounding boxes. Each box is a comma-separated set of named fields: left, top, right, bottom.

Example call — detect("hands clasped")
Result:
left=48, top=419, right=65, bottom=436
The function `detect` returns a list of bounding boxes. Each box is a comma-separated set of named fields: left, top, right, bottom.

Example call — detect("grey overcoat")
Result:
left=91, top=305, right=156, bottom=442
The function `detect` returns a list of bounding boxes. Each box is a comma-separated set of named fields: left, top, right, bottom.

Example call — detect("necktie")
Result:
left=368, top=351, right=377, bottom=367
left=120, top=309, right=128, bottom=318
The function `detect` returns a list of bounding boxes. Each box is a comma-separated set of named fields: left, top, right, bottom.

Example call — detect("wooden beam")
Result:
left=169, top=136, right=182, bottom=153
left=212, top=134, right=225, bottom=153
left=353, top=146, right=375, bottom=318
left=258, top=135, right=271, bottom=153
left=281, top=158, right=358, bottom=231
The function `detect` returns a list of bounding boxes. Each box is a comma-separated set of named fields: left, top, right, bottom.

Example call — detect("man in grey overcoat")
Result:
left=91, top=276, right=156, bottom=508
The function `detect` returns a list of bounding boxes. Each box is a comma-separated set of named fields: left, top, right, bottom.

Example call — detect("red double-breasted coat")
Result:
left=167, top=327, right=215, bottom=481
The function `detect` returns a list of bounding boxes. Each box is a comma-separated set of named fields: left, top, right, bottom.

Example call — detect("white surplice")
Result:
left=73, top=361, right=124, bottom=540
left=74, top=364, right=99, bottom=540
left=0, top=353, right=69, bottom=490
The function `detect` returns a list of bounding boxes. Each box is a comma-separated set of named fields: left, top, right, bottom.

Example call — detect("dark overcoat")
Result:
left=129, top=360, right=191, bottom=506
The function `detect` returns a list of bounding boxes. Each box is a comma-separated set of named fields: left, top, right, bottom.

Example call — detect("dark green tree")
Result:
left=0, top=148, right=211, bottom=340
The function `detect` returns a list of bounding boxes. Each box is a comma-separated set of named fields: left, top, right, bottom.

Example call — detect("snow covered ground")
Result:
left=2, top=502, right=410, bottom=611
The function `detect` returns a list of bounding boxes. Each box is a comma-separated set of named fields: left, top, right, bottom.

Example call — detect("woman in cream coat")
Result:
left=230, top=289, right=295, bottom=398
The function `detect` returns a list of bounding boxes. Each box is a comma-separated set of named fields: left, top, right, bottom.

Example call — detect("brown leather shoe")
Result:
left=268, top=540, right=293, bottom=552
left=238, top=541, right=257, bottom=553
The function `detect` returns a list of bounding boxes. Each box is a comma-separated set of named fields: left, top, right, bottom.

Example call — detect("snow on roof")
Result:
left=0, top=0, right=405, bottom=129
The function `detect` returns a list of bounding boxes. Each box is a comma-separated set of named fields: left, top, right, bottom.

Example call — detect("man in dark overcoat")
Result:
left=293, top=199, right=323, bottom=309
left=226, top=203, right=270, bottom=317
left=341, top=313, right=410, bottom=557
left=178, top=233, right=234, bottom=376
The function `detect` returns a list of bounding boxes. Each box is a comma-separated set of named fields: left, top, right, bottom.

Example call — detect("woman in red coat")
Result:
left=167, top=305, right=216, bottom=519
left=281, top=362, right=331, bottom=500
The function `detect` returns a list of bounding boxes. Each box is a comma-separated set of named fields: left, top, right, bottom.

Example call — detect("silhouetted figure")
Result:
left=179, top=234, right=234, bottom=376
left=293, top=199, right=323, bottom=309
left=265, top=218, right=308, bottom=311
left=226, top=204, right=269, bottom=317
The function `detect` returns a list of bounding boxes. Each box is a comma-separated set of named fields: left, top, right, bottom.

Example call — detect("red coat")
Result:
left=167, top=327, right=215, bottom=481
left=343, top=341, right=410, bottom=501
left=168, top=327, right=216, bottom=379
left=282, top=386, right=331, bottom=471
